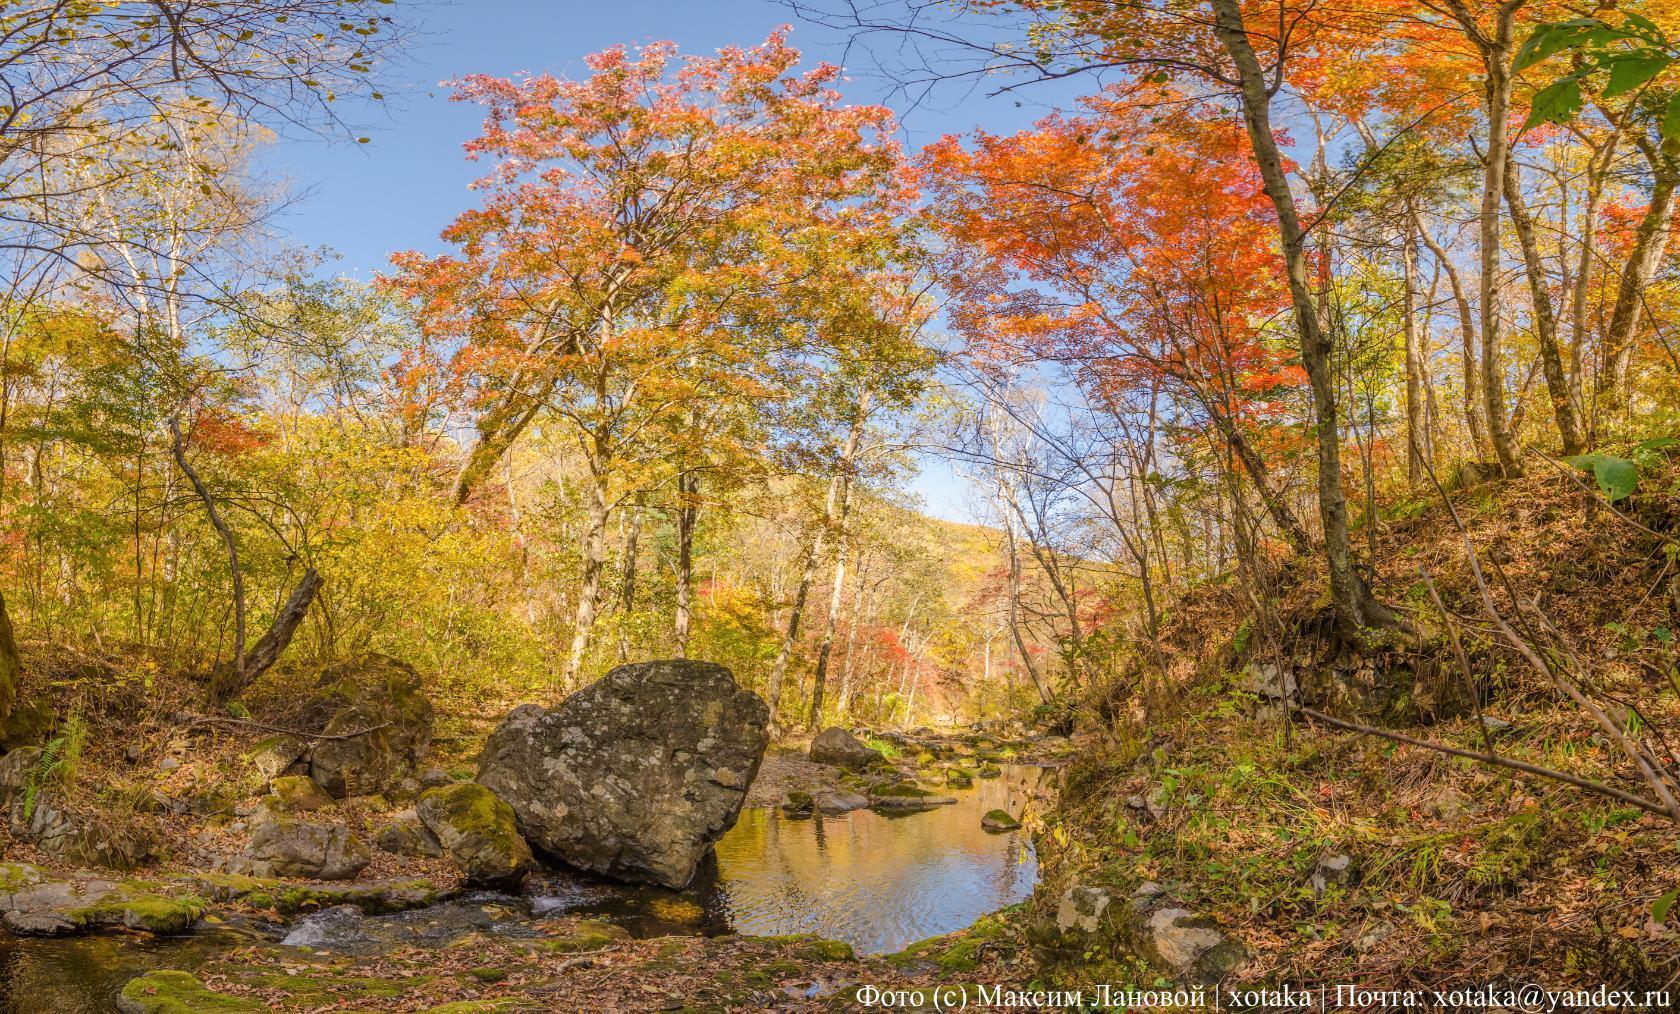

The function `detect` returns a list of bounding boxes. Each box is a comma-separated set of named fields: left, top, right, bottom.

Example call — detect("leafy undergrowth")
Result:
left=1037, top=453, right=1680, bottom=990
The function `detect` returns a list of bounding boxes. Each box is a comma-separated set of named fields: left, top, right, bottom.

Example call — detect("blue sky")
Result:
left=260, top=0, right=1087, bottom=522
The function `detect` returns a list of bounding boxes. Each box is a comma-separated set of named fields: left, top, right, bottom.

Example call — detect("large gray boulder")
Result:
left=808, top=727, right=883, bottom=770
left=477, top=659, right=769, bottom=889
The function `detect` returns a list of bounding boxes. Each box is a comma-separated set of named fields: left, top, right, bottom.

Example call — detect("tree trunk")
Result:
left=1412, top=219, right=1489, bottom=456
left=765, top=479, right=834, bottom=727
left=209, top=569, right=322, bottom=704
left=0, top=589, right=19, bottom=725
left=1211, top=408, right=1312, bottom=552
left=1448, top=0, right=1527, bottom=476
left=169, top=413, right=247, bottom=681
left=563, top=455, right=611, bottom=687
left=805, top=411, right=866, bottom=730
left=1502, top=155, right=1587, bottom=454
left=1599, top=159, right=1678, bottom=425
left=673, top=471, right=699, bottom=658
left=617, top=504, right=643, bottom=663
left=1210, top=0, right=1395, bottom=635
left=1402, top=227, right=1428, bottom=481
left=1003, top=510, right=1053, bottom=706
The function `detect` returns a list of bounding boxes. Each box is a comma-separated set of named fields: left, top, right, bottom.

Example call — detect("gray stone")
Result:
left=1311, top=853, right=1356, bottom=893
left=808, top=727, right=884, bottom=770
left=1237, top=662, right=1298, bottom=700
left=375, top=812, right=443, bottom=859
left=1055, top=885, right=1112, bottom=933
left=476, top=659, right=769, bottom=889
left=233, top=814, right=370, bottom=880
left=245, top=735, right=307, bottom=783
left=1047, top=881, right=1246, bottom=985
left=0, top=750, right=153, bottom=868
left=811, top=789, right=869, bottom=814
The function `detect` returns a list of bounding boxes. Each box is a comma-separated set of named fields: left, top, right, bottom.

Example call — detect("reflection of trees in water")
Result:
left=709, top=764, right=1046, bottom=954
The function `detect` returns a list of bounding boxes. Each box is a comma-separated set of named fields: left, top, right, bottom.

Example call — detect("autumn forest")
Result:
left=2, top=0, right=1680, bottom=1008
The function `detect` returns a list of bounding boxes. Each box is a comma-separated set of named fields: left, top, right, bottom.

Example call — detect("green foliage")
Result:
left=1517, top=13, right=1680, bottom=144
left=1566, top=437, right=1678, bottom=502
left=25, top=713, right=86, bottom=820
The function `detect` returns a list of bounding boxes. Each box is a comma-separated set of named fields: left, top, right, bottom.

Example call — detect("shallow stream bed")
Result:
left=0, top=764, right=1048, bottom=1011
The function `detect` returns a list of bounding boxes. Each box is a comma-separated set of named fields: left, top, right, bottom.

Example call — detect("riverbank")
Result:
left=1025, top=460, right=1680, bottom=993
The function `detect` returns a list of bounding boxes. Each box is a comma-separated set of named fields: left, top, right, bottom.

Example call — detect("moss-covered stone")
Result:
left=541, top=919, right=630, bottom=953
left=0, top=861, right=46, bottom=893
left=780, top=790, right=814, bottom=816
left=945, top=767, right=975, bottom=788
left=72, top=887, right=206, bottom=934
left=267, top=774, right=335, bottom=813
left=117, top=971, right=262, bottom=1013
left=977, top=762, right=1003, bottom=778
left=869, top=781, right=956, bottom=811
left=981, top=808, right=1021, bottom=832
left=416, top=782, right=535, bottom=884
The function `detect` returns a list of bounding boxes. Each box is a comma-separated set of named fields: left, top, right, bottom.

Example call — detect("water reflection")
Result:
left=528, top=763, right=1047, bottom=955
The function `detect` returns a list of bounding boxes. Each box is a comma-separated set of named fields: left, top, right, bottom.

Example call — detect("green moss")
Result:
left=981, top=808, right=1021, bottom=832
left=780, top=791, right=814, bottom=813
left=873, top=781, right=936, bottom=798
left=542, top=919, right=630, bottom=953
left=118, top=971, right=263, bottom=1013
left=245, top=972, right=420, bottom=1002
left=269, top=775, right=334, bottom=812
left=466, top=967, right=507, bottom=983
left=977, top=762, right=1002, bottom=778
left=803, top=939, right=855, bottom=961
left=423, top=1004, right=519, bottom=1014
left=0, top=862, right=45, bottom=893
left=419, top=783, right=528, bottom=857
left=72, top=886, right=207, bottom=934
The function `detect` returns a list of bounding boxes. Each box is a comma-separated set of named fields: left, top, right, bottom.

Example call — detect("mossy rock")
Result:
left=780, top=790, right=814, bottom=816
left=117, top=971, right=262, bottom=1013
left=0, top=861, right=46, bottom=894
left=944, top=767, right=975, bottom=789
left=306, top=654, right=434, bottom=798
left=244, top=735, right=307, bottom=783
left=869, top=781, right=957, bottom=812
left=543, top=919, right=630, bottom=952
left=416, top=782, right=535, bottom=885
left=977, top=763, right=1003, bottom=779
left=914, top=751, right=937, bottom=767
left=980, top=809, right=1021, bottom=833
left=73, top=887, right=207, bottom=934
left=0, top=698, right=54, bottom=750
left=268, top=775, right=335, bottom=813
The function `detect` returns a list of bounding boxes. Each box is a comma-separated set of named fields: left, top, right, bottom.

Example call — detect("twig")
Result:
left=183, top=715, right=391, bottom=742
left=1295, top=705, right=1672, bottom=818
left=1419, top=566, right=1493, bottom=755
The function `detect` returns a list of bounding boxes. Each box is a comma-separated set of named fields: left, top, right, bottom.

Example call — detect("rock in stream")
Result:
left=477, top=659, right=769, bottom=889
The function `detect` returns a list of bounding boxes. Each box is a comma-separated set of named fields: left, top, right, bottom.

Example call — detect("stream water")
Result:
left=0, top=764, right=1048, bottom=1011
